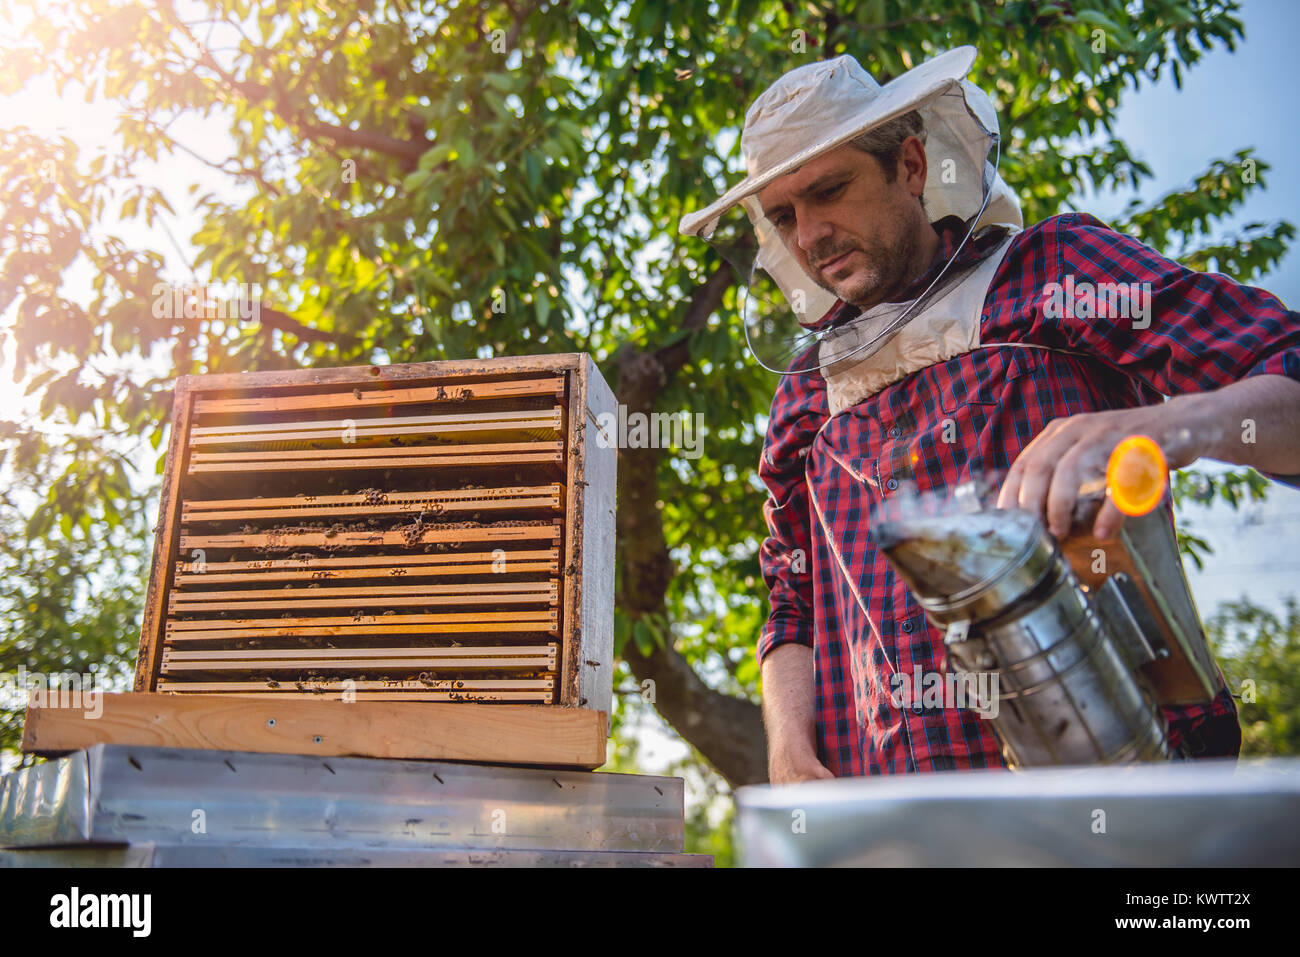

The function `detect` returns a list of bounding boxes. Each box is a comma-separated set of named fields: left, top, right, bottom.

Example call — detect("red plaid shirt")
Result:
left=757, top=212, right=1300, bottom=775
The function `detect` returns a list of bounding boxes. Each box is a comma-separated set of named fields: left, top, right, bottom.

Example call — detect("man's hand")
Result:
left=768, top=740, right=836, bottom=785
left=997, top=375, right=1300, bottom=540
left=761, top=643, right=835, bottom=784
left=996, top=404, right=1197, bottom=540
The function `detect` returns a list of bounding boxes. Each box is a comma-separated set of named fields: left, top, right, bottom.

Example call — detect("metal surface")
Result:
left=1119, top=503, right=1221, bottom=700
left=0, top=845, right=154, bottom=868
left=0, top=844, right=708, bottom=868
left=1, top=744, right=686, bottom=854
left=1094, top=572, right=1163, bottom=669
left=876, top=508, right=1053, bottom=624
left=0, top=747, right=91, bottom=847
left=736, top=757, right=1300, bottom=866
left=575, top=352, right=617, bottom=723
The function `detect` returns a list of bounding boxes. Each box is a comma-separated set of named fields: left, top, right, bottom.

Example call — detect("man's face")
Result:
left=757, top=140, right=931, bottom=311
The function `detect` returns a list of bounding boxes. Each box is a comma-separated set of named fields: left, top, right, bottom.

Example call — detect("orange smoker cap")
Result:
left=1106, top=434, right=1168, bottom=516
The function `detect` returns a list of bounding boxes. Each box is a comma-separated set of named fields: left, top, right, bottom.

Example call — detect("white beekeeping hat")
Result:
left=680, top=47, right=1022, bottom=374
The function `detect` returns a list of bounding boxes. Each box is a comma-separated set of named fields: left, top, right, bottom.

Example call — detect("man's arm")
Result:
left=756, top=362, right=834, bottom=784
left=1001, top=373, right=1300, bottom=539
left=995, top=213, right=1300, bottom=536
left=762, top=643, right=834, bottom=783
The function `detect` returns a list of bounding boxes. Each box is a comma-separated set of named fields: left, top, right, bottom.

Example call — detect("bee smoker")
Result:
left=872, top=485, right=1226, bottom=768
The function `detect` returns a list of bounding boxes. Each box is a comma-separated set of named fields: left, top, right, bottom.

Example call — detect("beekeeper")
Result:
left=678, top=47, right=1300, bottom=780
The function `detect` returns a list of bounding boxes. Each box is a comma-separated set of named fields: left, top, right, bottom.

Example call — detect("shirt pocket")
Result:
left=873, top=348, right=1047, bottom=492
left=871, top=438, right=918, bottom=496
left=941, top=346, right=1044, bottom=414
left=947, top=347, right=1045, bottom=442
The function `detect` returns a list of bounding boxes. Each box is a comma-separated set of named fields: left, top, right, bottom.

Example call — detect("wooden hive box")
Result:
left=132, top=354, right=617, bottom=714
left=20, top=355, right=616, bottom=767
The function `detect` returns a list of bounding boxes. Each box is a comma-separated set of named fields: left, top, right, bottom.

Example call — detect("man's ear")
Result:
left=900, top=136, right=927, bottom=198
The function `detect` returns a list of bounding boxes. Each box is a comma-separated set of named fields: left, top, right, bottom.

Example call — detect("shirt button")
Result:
left=889, top=426, right=903, bottom=438
left=886, top=478, right=898, bottom=490
left=901, top=620, right=914, bottom=633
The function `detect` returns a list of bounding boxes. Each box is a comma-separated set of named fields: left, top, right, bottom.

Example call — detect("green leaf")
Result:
left=632, top=619, right=654, bottom=656
left=400, top=170, right=429, bottom=194
left=1073, top=11, right=1123, bottom=34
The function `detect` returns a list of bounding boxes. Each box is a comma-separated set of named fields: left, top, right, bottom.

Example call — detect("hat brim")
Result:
left=678, top=46, right=978, bottom=238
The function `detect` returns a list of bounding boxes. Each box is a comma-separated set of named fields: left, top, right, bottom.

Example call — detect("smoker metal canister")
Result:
left=876, top=509, right=1170, bottom=767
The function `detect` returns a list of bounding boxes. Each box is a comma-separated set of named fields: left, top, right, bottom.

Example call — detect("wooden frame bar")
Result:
left=192, top=375, right=565, bottom=415
left=173, top=549, right=561, bottom=584
left=188, top=449, right=565, bottom=474
left=168, top=581, right=559, bottom=615
left=24, top=692, right=607, bottom=767
left=188, top=410, right=563, bottom=447
left=156, top=678, right=554, bottom=693
left=179, top=522, right=561, bottom=550
left=161, top=643, right=558, bottom=671
left=180, top=485, right=563, bottom=522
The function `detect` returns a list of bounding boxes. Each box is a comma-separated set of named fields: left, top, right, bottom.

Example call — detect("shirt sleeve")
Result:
left=1024, top=212, right=1300, bottom=487
left=756, top=362, right=829, bottom=665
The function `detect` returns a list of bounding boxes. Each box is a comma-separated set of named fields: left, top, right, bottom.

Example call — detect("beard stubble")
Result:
left=810, top=202, right=926, bottom=309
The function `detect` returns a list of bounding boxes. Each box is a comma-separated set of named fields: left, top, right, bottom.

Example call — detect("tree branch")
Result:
left=297, top=120, right=427, bottom=166
left=654, top=260, right=736, bottom=381
left=160, top=5, right=429, bottom=169
left=135, top=114, right=284, bottom=197
left=256, top=305, right=356, bottom=347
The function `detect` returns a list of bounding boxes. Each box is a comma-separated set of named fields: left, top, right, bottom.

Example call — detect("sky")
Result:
left=1091, top=0, right=1300, bottom=618
left=1092, top=0, right=1299, bottom=306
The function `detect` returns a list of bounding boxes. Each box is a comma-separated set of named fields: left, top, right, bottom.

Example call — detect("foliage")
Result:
left=1170, top=466, right=1270, bottom=569
left=1206, top=596, right=1300, bottom=757
left=0, top=421, right=149, bottom=762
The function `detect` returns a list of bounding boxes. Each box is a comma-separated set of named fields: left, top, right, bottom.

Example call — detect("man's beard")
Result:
left=809, top=212, right=924, bottom=309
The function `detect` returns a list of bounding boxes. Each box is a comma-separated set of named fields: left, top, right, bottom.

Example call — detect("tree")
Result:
left=1, top=0, right=1293, bottom=784
left=1207, top=596, right=1300, bottom=757
left=0, top=422, right=147, bottom=760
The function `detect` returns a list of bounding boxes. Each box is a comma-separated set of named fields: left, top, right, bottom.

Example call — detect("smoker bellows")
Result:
left=133, top=355, right=616, bottom=714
